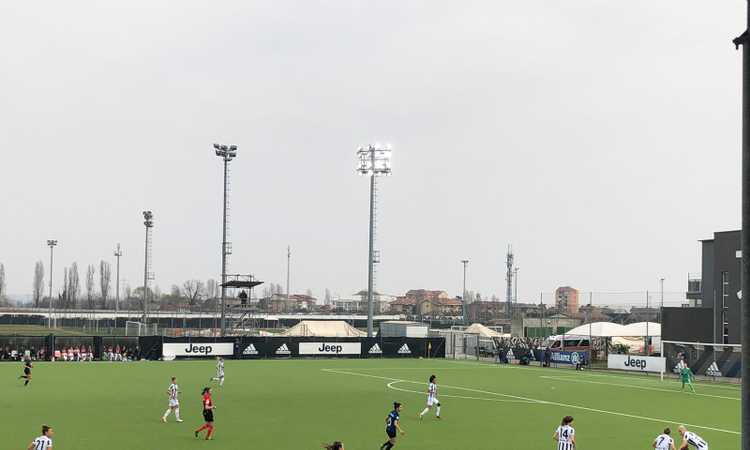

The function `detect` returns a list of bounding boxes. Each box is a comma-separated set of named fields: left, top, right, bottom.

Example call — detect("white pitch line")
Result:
left=444, top=359, right=742, bottom=392
left=385, top=380, right=539, bottom=404
left=321, top=368, right=740, bottom=435
left=539, top=375, right=740, bottom=401
left=560, top=372, right=742, bottom=392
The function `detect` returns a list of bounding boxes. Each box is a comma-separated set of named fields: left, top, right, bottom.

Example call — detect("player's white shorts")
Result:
left=217, top=372, right=224, bottom=378
left=169, top=399, right=179, bottom=408
left=427, top=395, right=439, bottom=407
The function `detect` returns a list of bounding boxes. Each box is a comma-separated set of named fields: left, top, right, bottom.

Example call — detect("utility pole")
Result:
left=733, top=9, right=750, bottom=448
left=659, top=277, right=665, bottom=323
left=461, top=260, right=469, bottom=325
left=46, top=240, right=57, bottom=328
left=645, top=290, right=650, bottom=355
left=114, top=244, right=122, bottom=313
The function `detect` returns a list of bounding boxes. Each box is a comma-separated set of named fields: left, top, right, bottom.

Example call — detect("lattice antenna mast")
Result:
left=506, top=245, right=514, bottom=319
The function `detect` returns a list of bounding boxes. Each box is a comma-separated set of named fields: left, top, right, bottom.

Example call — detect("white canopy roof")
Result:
left=565, top=322, right=628, bottom=337
left=622, top=322, right=661, bottom=337
left=281, top=320, right=366, bottom=337
left=464, top=323, right=506, bottom=338
left=565, top=321, right=660, bottom=337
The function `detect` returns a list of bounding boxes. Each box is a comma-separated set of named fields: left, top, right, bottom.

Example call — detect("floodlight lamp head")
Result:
left=213, top=143, right=221, bottom=150
left=47, top=239, right=57, bottom=246
left=229, top=145, right=237, bottom=151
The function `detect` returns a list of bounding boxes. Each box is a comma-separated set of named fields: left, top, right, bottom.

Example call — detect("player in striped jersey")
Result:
left=418, top=375, right=440, bottom=420
left=653, top=427, right=676, bottom=450
left=162, top=376, right=183, bottom=423
left=678, top=425, right=708, bottom=450
left=553, top=416, right=575, bottom=450
left=27, top=425, right=54, bottom=450
left=210, top=357, right=225, bottom=386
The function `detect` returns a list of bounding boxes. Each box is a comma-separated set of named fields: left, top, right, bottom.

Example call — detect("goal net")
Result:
left=125, top=321, right=158, bottom=336
left=661, top=340, right=741, bottom=378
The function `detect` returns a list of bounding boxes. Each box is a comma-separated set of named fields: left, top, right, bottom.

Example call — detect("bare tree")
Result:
left=33, top=261, right=44, bottom=307
left=0, top=263, right=6, bottom=306
left=85, top=264, right=96, bottom=309
left=99, top=260, right=111, bottom=308
left=182, top=279, right=205, bottom=307
left=153, top=285, right=162, bottom=301
left=324, top=288, right=331, bottom=305
left=67, top=263, right=80, bottom=309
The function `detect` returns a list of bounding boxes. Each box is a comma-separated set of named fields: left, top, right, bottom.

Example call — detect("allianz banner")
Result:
left=299, top=342, right=361, bottom=355
left=549, top=351, right=588, bottom=365
left=163, top=342, right=235, bottom=357
left=608, top=354, right=666, bottom=373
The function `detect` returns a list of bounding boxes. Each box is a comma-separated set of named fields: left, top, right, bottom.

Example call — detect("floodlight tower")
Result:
left=114, top=244, right=122, bottom=312
left=214, top=143, right=237, bottom=336
left=142, top=211, right=154, bottom=326
left=357, top=144, right=392, bottom=337
left=46, top=239, right=57, bottom=328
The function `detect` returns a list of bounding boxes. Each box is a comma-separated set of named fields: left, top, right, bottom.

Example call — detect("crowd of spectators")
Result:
left=0, top=342, right=140, bottom=362
left=102, top=344, right=138, bottom=361
left=0, top=346, right=46, bottom=361
left=54, top=345, right=94, bottom=361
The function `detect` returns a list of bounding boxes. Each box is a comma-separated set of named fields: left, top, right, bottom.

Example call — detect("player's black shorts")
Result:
left=24, top=368, right=31, bottom=375
left=203, top=410, right=214, bottom=423
left=386, top=429, right=397, bottom=439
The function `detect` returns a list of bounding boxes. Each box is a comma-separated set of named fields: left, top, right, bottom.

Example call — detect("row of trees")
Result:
left=31, top=260, right=113, bottom=309
left=27, top=260, right=224, bottom=311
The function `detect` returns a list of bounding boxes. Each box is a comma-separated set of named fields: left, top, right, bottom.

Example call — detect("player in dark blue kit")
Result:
left=380, top=402, right=404, bottom=450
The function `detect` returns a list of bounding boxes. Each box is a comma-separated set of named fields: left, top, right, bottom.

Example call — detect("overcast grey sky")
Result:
left=0, top=1, right=745, bottom=304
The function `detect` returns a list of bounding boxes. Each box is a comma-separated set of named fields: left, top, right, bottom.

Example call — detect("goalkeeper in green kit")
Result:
left=680, top=364, right=696, bottom=393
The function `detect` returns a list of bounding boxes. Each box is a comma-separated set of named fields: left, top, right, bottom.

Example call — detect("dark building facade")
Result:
left=690, top=230, right=742, bottom=344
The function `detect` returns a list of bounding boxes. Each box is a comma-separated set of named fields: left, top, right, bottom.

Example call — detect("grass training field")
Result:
left=4, top=358, right=739, bottom=449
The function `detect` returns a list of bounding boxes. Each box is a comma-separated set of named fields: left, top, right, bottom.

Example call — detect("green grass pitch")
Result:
left=3, top=358, right=739, bottom=449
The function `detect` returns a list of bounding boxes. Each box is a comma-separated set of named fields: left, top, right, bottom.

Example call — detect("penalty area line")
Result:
left=386, top=380, right=538, bottom=404
left=322, top=368, right=739, bottom=435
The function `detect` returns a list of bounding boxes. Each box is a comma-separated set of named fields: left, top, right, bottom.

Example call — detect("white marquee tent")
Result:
left=281, top=320, right=366, bottom=337
left=622, top=322, right=661, bottom=337
left=464, top=323, right=509, bottom=338
left=565, top=321, right=661, bottom=337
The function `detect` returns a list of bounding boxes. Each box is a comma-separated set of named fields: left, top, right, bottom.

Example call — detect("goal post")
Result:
left=125, top=321, right=158, bottom=337
left=661, top=340, right=742, bottom=379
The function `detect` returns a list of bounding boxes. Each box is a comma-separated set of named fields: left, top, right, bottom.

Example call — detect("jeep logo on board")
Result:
left=623, top=356, right=647, bottom=370
left=317, top=343, right=344, bottom=353
left=184, top=344, right=213, bottom=355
